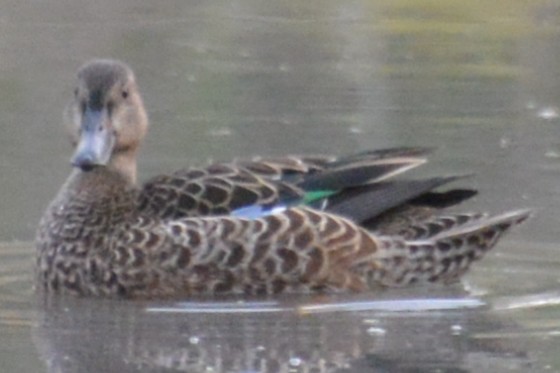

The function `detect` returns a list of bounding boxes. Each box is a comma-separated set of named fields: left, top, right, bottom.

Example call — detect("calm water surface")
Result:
left=1, top=1, right=560, bottom=372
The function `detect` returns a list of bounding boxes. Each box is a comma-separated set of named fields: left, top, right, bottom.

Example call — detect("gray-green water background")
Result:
left=1, top=1, right=560, bottom=372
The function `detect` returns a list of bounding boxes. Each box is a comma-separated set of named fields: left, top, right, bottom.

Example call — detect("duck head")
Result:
left=66, top=59, right=148, bottom=183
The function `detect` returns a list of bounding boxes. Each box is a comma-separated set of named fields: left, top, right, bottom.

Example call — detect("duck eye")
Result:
left=121, top=90, right=129, bottom=99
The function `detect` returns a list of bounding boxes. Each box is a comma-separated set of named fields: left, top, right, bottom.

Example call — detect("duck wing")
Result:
left=138, top=147, right=430, bottom=219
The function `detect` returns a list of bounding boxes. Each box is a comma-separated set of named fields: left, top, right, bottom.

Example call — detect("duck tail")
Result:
left=366, top=209, right=532, bottom=287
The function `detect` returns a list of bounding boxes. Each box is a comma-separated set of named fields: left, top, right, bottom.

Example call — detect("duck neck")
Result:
left=62, top=167, right=136, bottom=200
left=108, top=150, right=138, bottom=185
left=39, top=166, right=139, bottom=251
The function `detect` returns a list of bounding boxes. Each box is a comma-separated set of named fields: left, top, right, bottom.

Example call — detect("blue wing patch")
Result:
left=232, top=204, right=288, bottom=219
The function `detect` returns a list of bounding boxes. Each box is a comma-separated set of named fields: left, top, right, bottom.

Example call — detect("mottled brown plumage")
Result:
left=36, top=59, right=531, bottom=298
left=137, top=147, right=431, bottom=220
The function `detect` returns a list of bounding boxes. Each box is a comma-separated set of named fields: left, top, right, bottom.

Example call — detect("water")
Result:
left=1, top=0, right=560, bottom=371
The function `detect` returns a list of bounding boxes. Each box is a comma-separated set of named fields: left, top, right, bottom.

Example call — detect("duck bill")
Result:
left=71, top=107, right=115, bottom=171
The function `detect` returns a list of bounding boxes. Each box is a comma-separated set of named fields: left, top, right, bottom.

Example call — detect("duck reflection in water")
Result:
left=33, top=294, right=533, bottom=372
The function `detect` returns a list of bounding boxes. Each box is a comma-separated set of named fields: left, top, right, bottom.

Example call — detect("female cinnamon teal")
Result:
left=36, top=59, right=531, bottom=298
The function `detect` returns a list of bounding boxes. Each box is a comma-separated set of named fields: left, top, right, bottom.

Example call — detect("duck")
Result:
left=36, top=59, right=531, bottom=299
